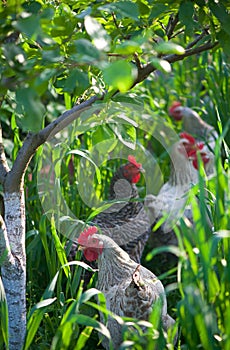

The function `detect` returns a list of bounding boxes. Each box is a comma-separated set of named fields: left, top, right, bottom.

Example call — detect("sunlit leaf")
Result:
left=114, top=41, right=142, bottom=55
left=84, top=16, right=111, bottom=51
left=151, top=58, right=171, bottom=73
left=103, top=60, right=137, bottom=92
left=155, top=42, right=185, bottom=55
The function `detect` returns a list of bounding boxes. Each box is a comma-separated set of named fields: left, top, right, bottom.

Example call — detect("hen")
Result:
left=78, top=227, right=176, bottom=349
left=169, top=101, right=218, bottom=176
left=145, top=133, right=210, bottom=252
left=70, top=155, right=151, bottom=263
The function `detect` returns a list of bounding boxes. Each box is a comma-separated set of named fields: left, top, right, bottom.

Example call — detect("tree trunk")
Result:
left=1, top=190, right=26, bottom=350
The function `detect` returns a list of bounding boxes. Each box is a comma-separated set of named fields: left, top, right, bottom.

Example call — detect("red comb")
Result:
left=128, top=155, right=142, bottom=169
left=179, top=132, right=196, bottom=145
left=78, top=226, right=98, bottom=245
left=187, top=142, right=205, bottom=157
left=169, top=101, right=181, bottom=114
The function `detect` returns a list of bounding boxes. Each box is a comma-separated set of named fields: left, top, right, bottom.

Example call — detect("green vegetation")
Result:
left=0, top=0, right=229, bottom=349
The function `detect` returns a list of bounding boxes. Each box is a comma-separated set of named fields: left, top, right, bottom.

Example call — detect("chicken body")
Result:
left=70, top=157, right=150, bottom=263
left=169, top=102, right=218, bottom=176
left=79, top=232, right=176, bottom=350
left=146, top=138, right=200, bottom=249
left=93, top=164, right=151, bottom=263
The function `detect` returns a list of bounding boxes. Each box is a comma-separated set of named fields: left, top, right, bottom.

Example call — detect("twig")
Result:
left=186, top=28, right=209, bottom=49
left=170, top=29, right=184, bottom=39
left=166, top=13, right=179, bottom=40
left=112, top=12, right=120, bottom=31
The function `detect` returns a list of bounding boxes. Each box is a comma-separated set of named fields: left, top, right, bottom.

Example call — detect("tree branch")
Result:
left=133, top=40, right=219, bottom=86
left=4, top=95, right=102, bottom=192
left=186, top=29, right=209, bottom=50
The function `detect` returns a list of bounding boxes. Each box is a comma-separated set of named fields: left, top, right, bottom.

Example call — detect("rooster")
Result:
left=168, top=101, right=218, bottom=176
left=69, top=155, right=151, bottom=264
left=145, top=132, right=210, bottom=253
left=77, top=227, right=176, bottom=349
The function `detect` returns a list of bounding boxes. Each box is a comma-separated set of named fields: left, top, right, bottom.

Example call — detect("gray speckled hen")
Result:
left=78, top=227, right=176, bottom=350
left=145, top=133, right=210, bottom=251
left=169, top=102, right=217, bottom=176
left=70, top=155, right=150, bottom=263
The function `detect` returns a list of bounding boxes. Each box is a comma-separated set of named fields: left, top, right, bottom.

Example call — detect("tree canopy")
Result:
left=0, top=0, right=229, bottom=134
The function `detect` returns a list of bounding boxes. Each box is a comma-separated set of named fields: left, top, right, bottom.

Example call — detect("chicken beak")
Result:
left=140, top=166, right=145, bottom=173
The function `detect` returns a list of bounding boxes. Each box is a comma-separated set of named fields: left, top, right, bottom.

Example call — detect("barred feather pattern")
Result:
left=69, top=162, right=151, bottom=263
left=94, top=234, right=176, bottom=350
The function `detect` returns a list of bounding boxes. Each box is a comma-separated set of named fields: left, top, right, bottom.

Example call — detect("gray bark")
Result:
left=1, top=191, right=26, bottom=350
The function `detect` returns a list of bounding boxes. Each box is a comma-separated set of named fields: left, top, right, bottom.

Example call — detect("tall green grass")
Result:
left=2, top=48, right=225, bottom=349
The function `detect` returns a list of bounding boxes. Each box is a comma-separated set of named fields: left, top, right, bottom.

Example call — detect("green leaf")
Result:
left=149, top=3, right=167, bottom=20
left=210, top=2, right=230, bottom=36
left=55, top=68, right=90, bottom=95
left=33, top=68, right=57, bottom=95
left=110, top=122, right=137, bottom=149
left=50, top=216, right=70, bottom=278
left=151, top=58, right=171, bottom=73
left=74, top=326, right=94, bottom=350
left=33, top=298, right=57, bottom=310
left=155, top=42, right=185, bottom=55
left=84, top=16, right=111, bottom=51
left=92, top=125, right=118, bottom=153
left=74, top=314, right=111, bottom=340
left=217, top=30, right=230, bottom=57
left=13, top=14, right=41, bottom=39
left=42, top=47, right=63, bottom=63
left=114, top=40, right=142, bottom=55
left=179, top=1, right=196, bottom=34
left=69, top=39, right=102, bottom=63
left=103, top=60, right=137, bottom=92
left=78, top=288, right=102, bottom=305
left=137, top=0, right=150, bottom=16
left=99, top=1, right=139, bottom=20
left=67, top=149, right=101, bottom=184
left=0, top=277, right=9, bottom=349
left=15, top=88, right=45, bottom=132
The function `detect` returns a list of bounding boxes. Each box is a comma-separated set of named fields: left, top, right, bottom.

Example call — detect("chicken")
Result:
left=69, top=155, right=151, bottom=264
left=168, top=101, right=218, bottom=176
left=145, top=133, right=210, bottom=252
left=77, top=227, right=176, bottom=349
